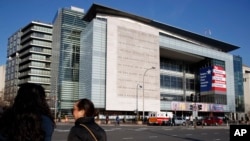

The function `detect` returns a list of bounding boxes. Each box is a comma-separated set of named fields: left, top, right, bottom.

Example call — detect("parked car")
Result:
left=166, top=117, right=186, bottom=126
left=203, top=117, right=223, bottom=126
left=174, top=117, right=186, bottom=126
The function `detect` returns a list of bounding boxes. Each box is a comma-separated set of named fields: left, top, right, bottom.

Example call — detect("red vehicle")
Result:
left=203, top=117, right=223, bottom=126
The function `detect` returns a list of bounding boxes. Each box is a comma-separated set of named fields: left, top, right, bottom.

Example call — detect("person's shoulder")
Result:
left=69, top=124, right=89, bottom=135
left=41, top=115, right=54, bottom=128
left=42, top=115, right=52, bottom=122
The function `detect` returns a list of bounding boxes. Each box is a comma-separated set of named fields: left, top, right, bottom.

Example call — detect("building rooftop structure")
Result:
left=83, top=4, right=239, bottom=53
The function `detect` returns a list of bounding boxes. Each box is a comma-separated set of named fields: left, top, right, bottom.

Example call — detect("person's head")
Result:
left=72, top=98, right=95, bottom=119
left=13, top=83, right=46, bottom=113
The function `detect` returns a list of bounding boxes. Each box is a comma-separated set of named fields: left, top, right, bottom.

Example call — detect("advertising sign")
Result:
left=212, top=66, right=226, bottom=92
left=200, top=66, right=226, bottom=93
left=200, top=67, right=212, bottom=92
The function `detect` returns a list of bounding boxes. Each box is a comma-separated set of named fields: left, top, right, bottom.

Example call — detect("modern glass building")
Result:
left=78, top=4, right=244, bottom=119
left=51, top=6, right=85, bottom=116
left=4, top=21, right=52, bottom=105
left=4, top=30, right=22, bottom=103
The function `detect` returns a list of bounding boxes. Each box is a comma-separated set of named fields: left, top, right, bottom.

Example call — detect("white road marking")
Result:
left=105, top=127, right=122, bottom=132
left=122, top=137, right=133, bottom=140
left=104, top=129, right=114, bottom=132
left=172, top=135, right=178, bottom=136
left=54, top=129, right=70, bottom=132
left=163, top=128, right=173, bottom=130
left=135, top=128, right=148, bottom=131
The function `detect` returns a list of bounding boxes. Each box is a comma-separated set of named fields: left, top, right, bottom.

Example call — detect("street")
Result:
left=52, top=123, right=230, bottom=141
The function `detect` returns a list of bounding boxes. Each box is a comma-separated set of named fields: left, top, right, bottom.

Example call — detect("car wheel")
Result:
left=215, top=122, right=218, bottom=126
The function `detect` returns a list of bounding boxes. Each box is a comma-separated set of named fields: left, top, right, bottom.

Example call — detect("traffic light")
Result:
left=196, top=93, right=201, bottom=102
left=190, top=94, right=194, bottom=102
left=198, top=105, right=202, bottom=110
left=189, top=105, right=193, bottom=110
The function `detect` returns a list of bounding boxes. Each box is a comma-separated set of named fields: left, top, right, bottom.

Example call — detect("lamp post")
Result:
left=136, top=83, right=142, bottom=121
left=142, top=66, right=156, bottom=123
left=54, top=95, right=57, bottom=121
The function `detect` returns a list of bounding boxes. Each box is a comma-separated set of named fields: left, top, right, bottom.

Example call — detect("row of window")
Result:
left=161, top=94, right=227, bottom=104
left=18, top=76, right=50, bottom=83
left=32, top=46, right=51, bottom=54
left=32, top=32, right=52, bottom=40
left=160, top=57, right=195, bottom=73
left=160, top=75, right=195, bottom=91
left=33, top=25, right=52, bottom=33
left=33, top=39, right=52, bottom=47
left=30, top=69, right=50, bottom=75
left=8, top=32, right=21, bottom=43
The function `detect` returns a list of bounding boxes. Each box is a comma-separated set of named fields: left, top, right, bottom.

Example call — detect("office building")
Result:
left=4, top=30, right=22, bottom=102
left=78, top=4, right=244, bottom=119
left=4, top=21, right=53, bottom=105
left=51, top=6, right=85, bottom=116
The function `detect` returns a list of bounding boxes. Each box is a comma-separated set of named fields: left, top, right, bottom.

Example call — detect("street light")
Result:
left=142, top=66, right=156, bottom=122
left=136, top=83, right=142, bottom=121
left=54, top=95, right=57, bottom=121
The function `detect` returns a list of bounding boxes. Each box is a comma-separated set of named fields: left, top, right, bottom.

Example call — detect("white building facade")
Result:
left=79, top=4, right=243, bottom=119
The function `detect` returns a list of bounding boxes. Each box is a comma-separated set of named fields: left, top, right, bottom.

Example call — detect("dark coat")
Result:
left=67, top=117, right=107, bottom=141
left=0, top=115, right=54, bottom=141
left=41, top=115, right=54, bottom=141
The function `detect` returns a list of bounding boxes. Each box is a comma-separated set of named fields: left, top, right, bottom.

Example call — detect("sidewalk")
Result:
left=55, top=120, right=234, bottom=129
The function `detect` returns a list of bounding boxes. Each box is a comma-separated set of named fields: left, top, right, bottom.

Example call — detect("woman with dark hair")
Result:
left=68, top=98, right=107, bottom=141
left=0, top=83, right=55, bottom=141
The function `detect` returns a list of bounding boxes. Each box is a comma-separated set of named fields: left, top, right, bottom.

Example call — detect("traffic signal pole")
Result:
left=193, top=93, right=199, bottom=129
left=189, top=93, right=203, bottom=129
left=194, top=100, right=197, bottom=129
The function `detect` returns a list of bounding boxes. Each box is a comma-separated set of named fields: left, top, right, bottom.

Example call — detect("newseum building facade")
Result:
left=78, top=4, right=243, bottom=119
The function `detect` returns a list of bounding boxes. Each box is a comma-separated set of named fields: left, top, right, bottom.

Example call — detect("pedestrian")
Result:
left=67, top=98, right=107, bottom=141
left=171, top=115, right=176, bottom=126
left=106, top=115, right=109, bottom=124
left=0, top=83, right=55, bottom=141
left=190, top=115, right=194, bottom=126
left=123, top=116, right=126, bottom=123
left=116, top=115, right=120, bottom=125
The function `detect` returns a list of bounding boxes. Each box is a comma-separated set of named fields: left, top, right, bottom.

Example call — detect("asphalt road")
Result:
left=52, top=123, right=230, bottom=141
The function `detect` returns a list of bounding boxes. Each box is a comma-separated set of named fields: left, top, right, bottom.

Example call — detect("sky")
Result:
left=0, top=0, right=249, bottom=67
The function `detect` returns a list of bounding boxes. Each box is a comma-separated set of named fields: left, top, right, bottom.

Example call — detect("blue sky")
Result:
left=0, top=0, right=249, bottom=66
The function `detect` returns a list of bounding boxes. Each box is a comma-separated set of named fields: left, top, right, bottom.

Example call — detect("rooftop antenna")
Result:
left=205, top=29, right=212, bottom=36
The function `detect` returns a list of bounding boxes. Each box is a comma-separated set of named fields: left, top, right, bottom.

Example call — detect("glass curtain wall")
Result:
left=234, top=55, right=244, bottom=112
left=160, top=57, right=195, bottom=102
left=51, top=8, right=85, bottom=115
left=80, top=18, right=107, bottom=109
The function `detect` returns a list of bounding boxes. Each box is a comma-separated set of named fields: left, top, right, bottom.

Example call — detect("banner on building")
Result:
left=200, top=66, right=226, bottom=94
